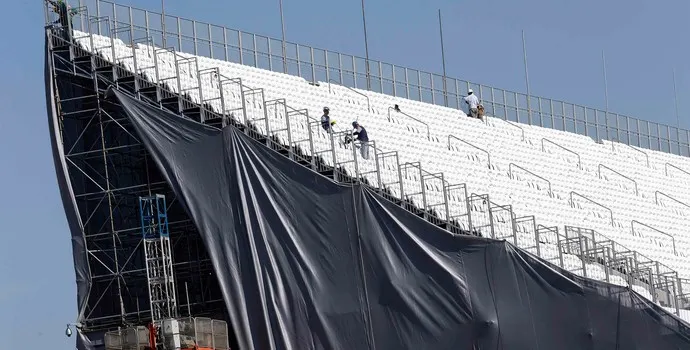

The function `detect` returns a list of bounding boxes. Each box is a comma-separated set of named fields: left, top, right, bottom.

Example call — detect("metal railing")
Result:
left=387, top=107, right=430, bottom=139
left=48, top=13, right=690, bottom=321
left=566, top=225, right=681, bottom=307
left=69, top=0, right=690, bottom=159
left=328, top=79, right=371, bottom=112
left=569, top=191, right=614, bottom=226
left=497, top=119, right=526, bottom=141
left=655, top=191, right=690, bottom=212
left=631, top=220, right=677, bottom=256
left=611, top=141, right=650, bottom=167
left=448, top=135, right=491, bottom=168
left=508, top=163, right=552, bottom=195
left=541, top=138, right=582, bottom=169
left=665, top=163, right=690, bottom=178
left=598, top=164, right=639, bottom=196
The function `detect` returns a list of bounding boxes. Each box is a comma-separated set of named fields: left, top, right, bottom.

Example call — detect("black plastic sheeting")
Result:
left=102, top=88, right=690, bottom=350
left=44, top=37, right=91, bottom=326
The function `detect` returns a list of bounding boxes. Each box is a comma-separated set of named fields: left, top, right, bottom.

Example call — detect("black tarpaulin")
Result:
left=109, top=88, right=690, bottom=350
left=45, top=35, right=90, bottom=321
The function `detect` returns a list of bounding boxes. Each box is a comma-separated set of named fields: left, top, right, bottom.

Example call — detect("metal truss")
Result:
left=45, top=16, right=225, bottom=335
left=140, top=194, right=178, bottom=323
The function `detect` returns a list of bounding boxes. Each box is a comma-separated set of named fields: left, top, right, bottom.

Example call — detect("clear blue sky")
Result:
left=1, top=0, right=689, bottom=348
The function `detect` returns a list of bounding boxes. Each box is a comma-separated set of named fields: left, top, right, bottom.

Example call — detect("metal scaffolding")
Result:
left=44, top=2, right=226, bottom=338
left=140, top=194, right=178, bottom=323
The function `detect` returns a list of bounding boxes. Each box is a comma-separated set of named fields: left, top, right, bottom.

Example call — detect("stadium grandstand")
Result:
left=45, top=0, right=690, bottom=349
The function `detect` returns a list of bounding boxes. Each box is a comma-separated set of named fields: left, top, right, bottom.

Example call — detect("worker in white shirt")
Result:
left=463, top=89, right=480, bottom=119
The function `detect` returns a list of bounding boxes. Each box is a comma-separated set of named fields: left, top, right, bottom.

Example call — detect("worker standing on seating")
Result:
left=463, top=89, right=480, bottom=119
left=352, top=121, right=370, bottom=160
left=321, top=107, right=336, bottom=133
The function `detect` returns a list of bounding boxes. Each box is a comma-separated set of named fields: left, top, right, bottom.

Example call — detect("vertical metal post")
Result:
left=193, top=20, right=198, bottom=55
left=602, top=50, right=609, bottom=137
left=673, top=68, right=680, bottom=129
left=361, top=0, right=371, bottom=90
left=208, top=23, right=213, bottom=59
left=185, top=282, right=191, bottom=316
left=78, top=0, right=85, bottom=32
left=161, top=0, right=166, bottom=47
left=279, top=0, right=287, bottom=73
left=96, top=0, right=101, bottom=35
left=438, top=9, right=448, bottom=107
left=522, top=30, right=532, bottom=124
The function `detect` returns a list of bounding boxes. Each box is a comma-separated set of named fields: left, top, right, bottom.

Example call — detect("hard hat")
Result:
left=323, top=106, right=329, bottom=111
left=468, top=88, right=474, bottom=94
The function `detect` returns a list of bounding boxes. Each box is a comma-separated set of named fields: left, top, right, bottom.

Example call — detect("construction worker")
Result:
left=321, top=107, right=336, bottom=133
left=463, top=89, right=480, bottom=119
left=352, top=121, right=370, bottom=160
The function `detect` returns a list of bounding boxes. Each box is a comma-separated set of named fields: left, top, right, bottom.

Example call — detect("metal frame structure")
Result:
left=139, top=195, right=178, bottom=323
left=44, top=1, right=690, bottom=343
left=71, top=0, right=690, bottom=157
left=44, top=8, right=226, bottom=337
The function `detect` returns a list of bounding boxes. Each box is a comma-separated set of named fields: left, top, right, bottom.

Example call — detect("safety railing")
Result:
left=541, top=138, right=582, bottom=170
left=537, top=225, right=564, bottom=267
left=487, top=201, right=518, bottom=244
left=448, top=135, right=491, bottom=168
left=52, top=16, right=690, bottom=317
left=358, top=140, right=383, bottom=187
left=567, top=225, right=682, bottom=307
left=654, top=191, right=690, bottom=212
left=597, top=164, right=639, bottom=196
left=569, top=191, right=614, bottom=226
left=495, top=118, right=526, bottom=141
left=444, top=183, right=472, bottom=233
left=631, top=220, right=677, bottom=256
left=71, top=0, right=690, bottom=159
left=286, top=106, right=316, bottom=166
left=400, top=162, right=452, bottom=225
left=400, top=161, right=427, bottom=213
left=332, top=129, right=361, bottom=183
left=467, top=193, right=494, bottom=238
left=375, top=149, right=404, bottom=201
left=242, top=87, right=269, bottom=139
left=328, top=79, right=371, bottom=112
left=422, top=171, right=450, bottom=224
left=515, top=215, right=539, bottom=256
left=264, top=98, right=294, bottom=154
left=665, top=162, right=690, bottom=178
left=611, top=141, right=650, bottom=168
left=508, top=163, right=552, bottom=195
left=387, top=107, right=431, bottom=139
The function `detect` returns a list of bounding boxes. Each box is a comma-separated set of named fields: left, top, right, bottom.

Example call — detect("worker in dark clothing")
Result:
left=321, top=107, right=335, bottom=133
left=352, top=121, right=370, bottom=160
left=48, top=0, right=77, bottom=43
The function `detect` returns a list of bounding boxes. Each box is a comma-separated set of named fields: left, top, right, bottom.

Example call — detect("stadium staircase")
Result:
left=46, top=19, right=690, bottom=322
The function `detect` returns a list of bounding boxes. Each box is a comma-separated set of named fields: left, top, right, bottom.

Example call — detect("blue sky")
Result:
left=1, top=0, right=689, bottom=348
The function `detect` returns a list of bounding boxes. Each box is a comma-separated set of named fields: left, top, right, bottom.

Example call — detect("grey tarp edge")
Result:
left=109, top=88, right=690, bottom=350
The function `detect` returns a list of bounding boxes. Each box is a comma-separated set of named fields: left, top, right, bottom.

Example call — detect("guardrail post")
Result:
left=448, top=135, right=491, bottom=169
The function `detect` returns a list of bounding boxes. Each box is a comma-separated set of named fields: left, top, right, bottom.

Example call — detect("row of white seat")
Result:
left=71, top=31, right=687, bottom=313
left=338, top=82, right=690, bottom=275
